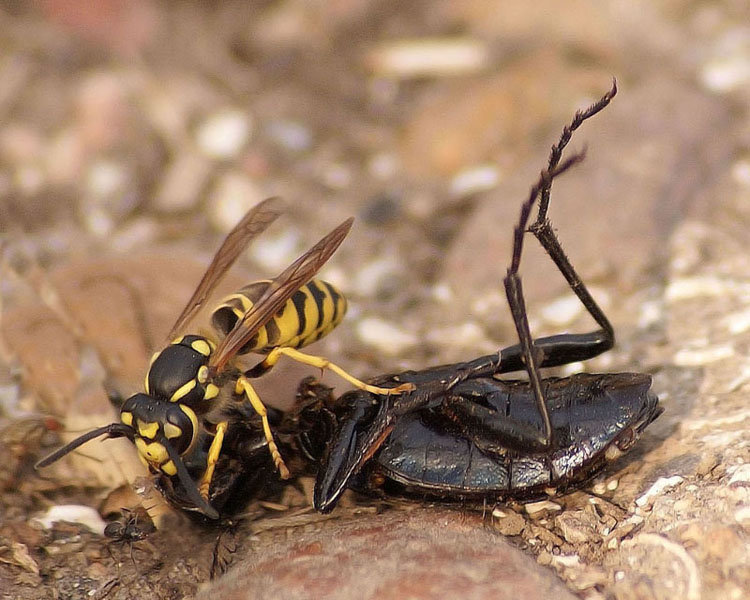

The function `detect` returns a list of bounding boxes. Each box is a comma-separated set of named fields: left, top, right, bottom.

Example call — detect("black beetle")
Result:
left=295, top=80, right=662, bottom=513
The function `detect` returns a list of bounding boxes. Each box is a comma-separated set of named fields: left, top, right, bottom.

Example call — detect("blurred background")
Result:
left=1, top=2, right=749, bottom=599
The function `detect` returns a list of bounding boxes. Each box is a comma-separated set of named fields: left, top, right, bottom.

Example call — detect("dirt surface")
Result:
left=1, top=2, right=749, bottom=599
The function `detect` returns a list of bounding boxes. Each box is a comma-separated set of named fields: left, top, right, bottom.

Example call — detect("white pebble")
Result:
left=367, top=37, right=490, bottom=79
left=196, top=109, right=252, bottom=159
left=635, top=475, right=684, bottom=507
left=541, top=294, right=584, bottom=326
left=673, top=344, right=734, bottom=367
left=699, top=28, right=750, bottom=93
left=449, top=164, right=500, bottom=197
left=731, top=159, right=750, bottom=187
left=265, top=119, right=312, bottom=152
left=208, top=172, right=265, bottom=232
left=728, top=463, right=750, bottom=486
left=356, top=317, right=418, bottom=355
left=35, top=505, right=106, bottom=535
left=154, top=152, right=212, bottom=212
left=352, top=257, right=401, bottom=297
left=250, top=228, right=300, bottom=272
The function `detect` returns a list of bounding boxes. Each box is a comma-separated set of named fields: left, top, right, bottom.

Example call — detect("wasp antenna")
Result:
left=161, top=434, right=220, bottom=520
left=35, top=423, right=134, bottom=468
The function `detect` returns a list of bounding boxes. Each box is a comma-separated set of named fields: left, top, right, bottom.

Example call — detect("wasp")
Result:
left=36, top=198, right=413, bottom=519
left=293, top=80, right=663, bottom=512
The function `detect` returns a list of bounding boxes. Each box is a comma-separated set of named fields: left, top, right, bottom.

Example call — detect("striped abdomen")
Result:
left=211, top=279, right=347, bottom=355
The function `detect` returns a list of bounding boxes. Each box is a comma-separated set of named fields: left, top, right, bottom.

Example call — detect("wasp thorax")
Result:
left=145, top=335, right=219, bottom=408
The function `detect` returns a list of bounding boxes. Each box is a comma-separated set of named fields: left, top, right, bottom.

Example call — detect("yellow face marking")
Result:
left=161, top=460, right=177, bottom=476
left=170, top=379, right=196, bottom=402
left=172, top=335, right=185, bottom=345
left=137, top=421, right=159, bottom=440
left=197, top=365, right=209, bottom=384
left=135, top=438, right=169, bottom=466
left=163, top=422, right=182, bottom=440
left=204, top=383, right=220, bottom=400
left=191, top=339, right=211, bottom=356
left=120, top=411, right=133, bottom=427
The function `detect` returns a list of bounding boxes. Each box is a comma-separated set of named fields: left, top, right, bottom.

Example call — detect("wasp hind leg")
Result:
left=234, top=376, right=290, bottom=479
left=248, top=346, right=415, bottom=395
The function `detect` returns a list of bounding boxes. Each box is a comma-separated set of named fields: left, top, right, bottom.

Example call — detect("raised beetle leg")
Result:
left=503, top=268, right=552, bottom=448
left=499, top=82, right=619, bottom=448
left=235, top=375, right=290, bottom=479
left=247, top=346, right=415, bottom=395
left=526, top=80, right=617, bottom=352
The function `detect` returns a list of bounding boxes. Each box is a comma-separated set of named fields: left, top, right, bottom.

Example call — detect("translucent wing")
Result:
left=209, top=217, right=354, bottom=374
left=167, top=197, right=284, bottom=340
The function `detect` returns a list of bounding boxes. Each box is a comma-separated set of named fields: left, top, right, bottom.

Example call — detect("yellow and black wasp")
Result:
left=36, top=197, right=413, bottom=518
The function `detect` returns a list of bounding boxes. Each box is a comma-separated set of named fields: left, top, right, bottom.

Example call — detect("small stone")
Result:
left=153, top=152, right=212, bottom=212
left=352, top=256, right=401, bottom=297
left=34, top=505, right=106, bottom=535
left=265, top=119, right=312, bottom=153
left=734, top=506, right=750, bottom=526
left=673, top=344, right=734, bottom=367
left=449, top=164, right=500, bottom=197
left=635, top=476, right=684, bottom=508
left=356, top=317, right=418, bottom=356
left=208, top=172, right=266, bottom=232
left=700, top=30, right=750, bottom=93
left=321, top=163, right=352, bottom=190
left=366, top=37, right=490, bottom=79
left=540, top=294, right=585, bottom=327
left=196, top=109, right=252, bottom=159
left=492, top=508, right=525, bottom=536
left=728, top=463, right=750, bottom=487
left=537, top=551, right=553, bottom=566
left=250, top=228, right=301, bottom=273
left=555, top=511, right=599, bottom=545
left=524, top=500, right=562, bottom=518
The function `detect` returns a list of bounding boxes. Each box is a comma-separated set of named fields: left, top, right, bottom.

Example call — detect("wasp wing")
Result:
left=209, top=217, right=354, bottom=374
left=167, top=197, right=285, bottom=340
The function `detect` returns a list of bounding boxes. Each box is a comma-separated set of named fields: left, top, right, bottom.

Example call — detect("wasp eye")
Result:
left=164, top=405, right=197, bottom=455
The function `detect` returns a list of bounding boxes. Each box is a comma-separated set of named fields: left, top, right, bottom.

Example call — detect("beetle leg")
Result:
left=499, top=82, right=619, bottom=448
left=250, top=347, right=415, bottom=395
left=235, top=376, right=290, bottom=479
left=441, top=394, right=550, bottom=452
left=199, top=420, right=228, bottom=499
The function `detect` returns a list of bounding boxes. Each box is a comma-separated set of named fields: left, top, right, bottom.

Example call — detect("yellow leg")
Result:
left=199, top=420, right=227, bottom=499
left=262, top=347, right=415, bottom=395
left=235, top=376, right=290, bottom=479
